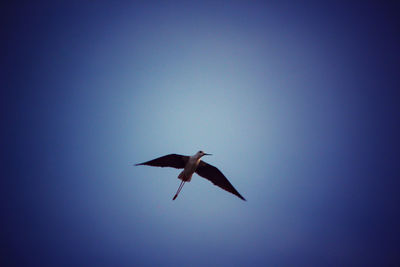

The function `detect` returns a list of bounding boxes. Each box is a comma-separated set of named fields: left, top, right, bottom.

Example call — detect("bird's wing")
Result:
left=135, top=154, right=188, bottom=169
left=195, top=161, right=246, bottom=201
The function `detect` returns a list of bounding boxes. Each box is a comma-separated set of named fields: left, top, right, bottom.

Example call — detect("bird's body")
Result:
left=135, top=151, right=246, bottom=201
left=178, top=151, right=203, bottom=182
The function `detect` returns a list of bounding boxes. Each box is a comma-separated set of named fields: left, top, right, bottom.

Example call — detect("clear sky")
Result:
left=2, top=1, right=399, bottom=266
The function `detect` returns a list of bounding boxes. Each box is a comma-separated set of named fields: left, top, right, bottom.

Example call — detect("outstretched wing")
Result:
left=195, top=161, right=246, bottom=201
left=135, top=154, right=188, bottom=169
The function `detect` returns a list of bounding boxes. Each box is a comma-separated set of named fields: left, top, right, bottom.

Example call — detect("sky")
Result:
left=1, top=1, right=400, bottom=266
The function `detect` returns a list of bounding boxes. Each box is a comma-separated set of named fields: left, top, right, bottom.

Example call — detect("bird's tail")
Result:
left=178, top=170, right=192, bottom=182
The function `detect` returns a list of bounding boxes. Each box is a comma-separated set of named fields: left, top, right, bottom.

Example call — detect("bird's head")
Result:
left=197, top=150, right=212, bottom=157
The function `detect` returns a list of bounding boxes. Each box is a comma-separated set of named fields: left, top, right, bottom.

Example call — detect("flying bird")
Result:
left=135, top=151, right=246, bottom=201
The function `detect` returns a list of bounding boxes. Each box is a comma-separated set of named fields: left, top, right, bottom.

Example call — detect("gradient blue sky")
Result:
left=2, top=1, right=400, bottom=266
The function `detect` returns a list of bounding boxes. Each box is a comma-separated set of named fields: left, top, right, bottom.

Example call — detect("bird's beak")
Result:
left=204, top=153, right=212, bottom=156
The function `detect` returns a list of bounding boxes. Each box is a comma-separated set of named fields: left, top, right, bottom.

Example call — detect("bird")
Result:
left=135, top=151, right=246, bottom=201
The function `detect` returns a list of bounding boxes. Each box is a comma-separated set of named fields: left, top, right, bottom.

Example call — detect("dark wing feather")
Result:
left=135, top=154, right=188, bottom=169
left=195, top=161, right=246, bottom=201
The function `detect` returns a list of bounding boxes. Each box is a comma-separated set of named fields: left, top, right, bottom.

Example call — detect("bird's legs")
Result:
left=173, top=180, right=186, bottom=200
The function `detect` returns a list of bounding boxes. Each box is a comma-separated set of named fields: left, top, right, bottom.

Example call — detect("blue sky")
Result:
left=2, top=1, right=400, bottom=266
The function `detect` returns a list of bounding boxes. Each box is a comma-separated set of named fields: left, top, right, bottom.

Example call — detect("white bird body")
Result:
left=178, top=151, right=203, bottom=182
